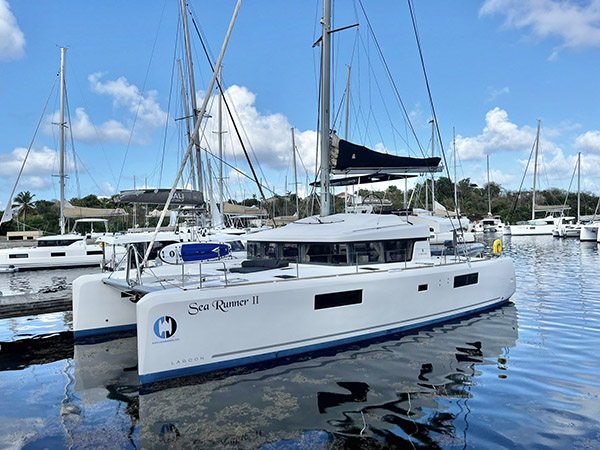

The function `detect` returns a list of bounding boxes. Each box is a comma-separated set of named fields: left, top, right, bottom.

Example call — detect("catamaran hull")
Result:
left=0, top=243, right=123, bottom=271
left=580, top=224, right=599, bottom=242
left=134, top=257, right=515, bottom=383
left=509, top=224, right=555, bottom=236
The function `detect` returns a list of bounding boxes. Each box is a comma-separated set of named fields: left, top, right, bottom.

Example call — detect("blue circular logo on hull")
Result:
left=153, top=316, right=178, bottom=339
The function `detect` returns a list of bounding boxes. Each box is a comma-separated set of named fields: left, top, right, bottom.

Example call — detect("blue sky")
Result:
left=1, top=0, right=600, bottom=211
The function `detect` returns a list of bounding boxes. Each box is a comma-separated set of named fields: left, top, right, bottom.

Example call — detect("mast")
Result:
left=141, top=0, right=241, bottom=267
left=577, top=152, right=581, bottom=222
left=319, top=0, right=332, bottom=217
left=487, top=154, right=491, bottom=216
left=532, top=120, right=541, bottom=221
left=430, top=118, right=435, bottom=214
left=218, top=67, right=225, bottom=221
left=59, top=47, right=67, bottom=235
left=344, top=65, right=351, bottom=213
left=176, top=59, right=197, bottom=191
left=181, top=0, right=204, bottom=195
left=453, top=127, right=458, bottom=213
left=291, top=127, right=299, bottom=216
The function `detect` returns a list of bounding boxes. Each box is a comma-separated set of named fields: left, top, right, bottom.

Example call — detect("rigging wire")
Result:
left=357, top=0, right=427, bottom=159
left=187, top=11, right=270, bottom=209
left=158, top=14, right=183, bottom=187
left=67, top=57, right=118, bottom=187
left=64, top=89, right=82, bottom=198
left=405, top=0, right=469, bottom=244
left=2, top=73, right=59, bottom=219
left=507, top=138, right=537, bottom=223
left=116, top=0, right=169, bottom=192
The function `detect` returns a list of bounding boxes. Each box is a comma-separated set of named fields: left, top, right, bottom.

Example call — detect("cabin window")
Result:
left=303, top=243, right=348, bottom=264
left=418, top=284, right=428, bottom=291
left=246, top=238, right=420, bottom=266
left=247, top=242, right=261, bottom=259
left=281, top=243, right=299, bottom=261
left=350, top=242, right=383, bottom=264
left=229, top=240, right=245, bottom=252
left=315, top=289, right=362, bottom=310
left=383, top=240, right=415, bottom=262
left=86, top=250, right=103, bottom=256
left=9, top=253, right=28, bottom=259
left=247, top=241, right=279, bottom=259
left=454, top=273, right=479, bottom=288
left=263, top=242, right=278, bottom=259
left=51, top=252, right=66, bottom=257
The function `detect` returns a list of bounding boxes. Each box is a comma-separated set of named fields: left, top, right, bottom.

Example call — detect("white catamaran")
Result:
left=72, top=0, right=516, bottom=384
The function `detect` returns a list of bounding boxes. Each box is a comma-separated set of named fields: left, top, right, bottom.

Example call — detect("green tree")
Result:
left=14, top=191, right=36, bottom=224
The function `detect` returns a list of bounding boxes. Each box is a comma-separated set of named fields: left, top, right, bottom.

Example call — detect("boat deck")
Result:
left=101, top=254, right=480, bottom=296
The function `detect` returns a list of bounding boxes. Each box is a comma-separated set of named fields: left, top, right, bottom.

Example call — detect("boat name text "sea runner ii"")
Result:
left=188, top=296, right=260, bottom=315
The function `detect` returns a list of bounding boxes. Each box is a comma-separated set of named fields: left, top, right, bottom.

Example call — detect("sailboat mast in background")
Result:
left=59, top=47, right=67, bottom=235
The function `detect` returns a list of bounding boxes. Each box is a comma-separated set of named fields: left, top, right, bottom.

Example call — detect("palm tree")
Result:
left=14, top=191, right=36, bottom=225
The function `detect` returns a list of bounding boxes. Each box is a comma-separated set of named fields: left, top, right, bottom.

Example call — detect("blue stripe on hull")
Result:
left=140, top=298, right=510, bottom=384
left=74, top=323, right=137, bottom=339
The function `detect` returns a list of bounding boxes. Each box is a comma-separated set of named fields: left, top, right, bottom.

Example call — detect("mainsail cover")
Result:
left=330, top=134, right=442, bottom=174
left=119, top=189, right=204, bottom=206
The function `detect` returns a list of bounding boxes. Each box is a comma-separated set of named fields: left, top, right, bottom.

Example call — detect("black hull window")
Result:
left=454, top=273, right=479, bottom=288
left=315, top=289, right=362, bottom=310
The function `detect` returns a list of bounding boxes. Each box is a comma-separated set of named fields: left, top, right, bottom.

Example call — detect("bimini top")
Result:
left=248, top=213, right=429, bottom=243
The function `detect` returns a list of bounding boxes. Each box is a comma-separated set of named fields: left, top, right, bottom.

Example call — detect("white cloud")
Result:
left=0, top=0, right=25, bottom=61
left=574, top=130, right=600, bottom=153
left=20, top=175, right=52, bottom=190
left=200, top=85, right=317, bottom=177
left=102, top=181, right=116, bottom=195
left=0, top=146, right=76, bottom=178
left=487, top=168, right=515, bottom=186
left=86, top=72, right=168, bottom=144
left=454, top=108, right=540, bottom=161
left=520, top=148, right=587, bottom=188
left=480, top=0, right=600, bottom=60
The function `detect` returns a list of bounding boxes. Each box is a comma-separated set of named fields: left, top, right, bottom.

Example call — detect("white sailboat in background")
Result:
left=510, top=120, right=568, bottom=236
left=0, top=48, right=126, bottom=272
left=580, top=194, right=600, bottom=242
left=474, top=155, right=506, bottom=233
left=553, top=152, right=581, bottom=238
left=72, top=0, right=515, bottom=384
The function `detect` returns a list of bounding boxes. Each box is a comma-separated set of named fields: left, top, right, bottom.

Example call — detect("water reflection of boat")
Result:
left=137, top=303, right=518, bottom=448
left=67, top=303, right=517, bottom=448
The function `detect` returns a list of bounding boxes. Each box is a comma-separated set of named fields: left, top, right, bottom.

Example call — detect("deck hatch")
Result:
left=315, top=289, right=363, bottom=310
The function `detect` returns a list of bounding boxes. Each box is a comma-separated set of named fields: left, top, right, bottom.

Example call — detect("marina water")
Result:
left=0, top=235, right=598, bottom=449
